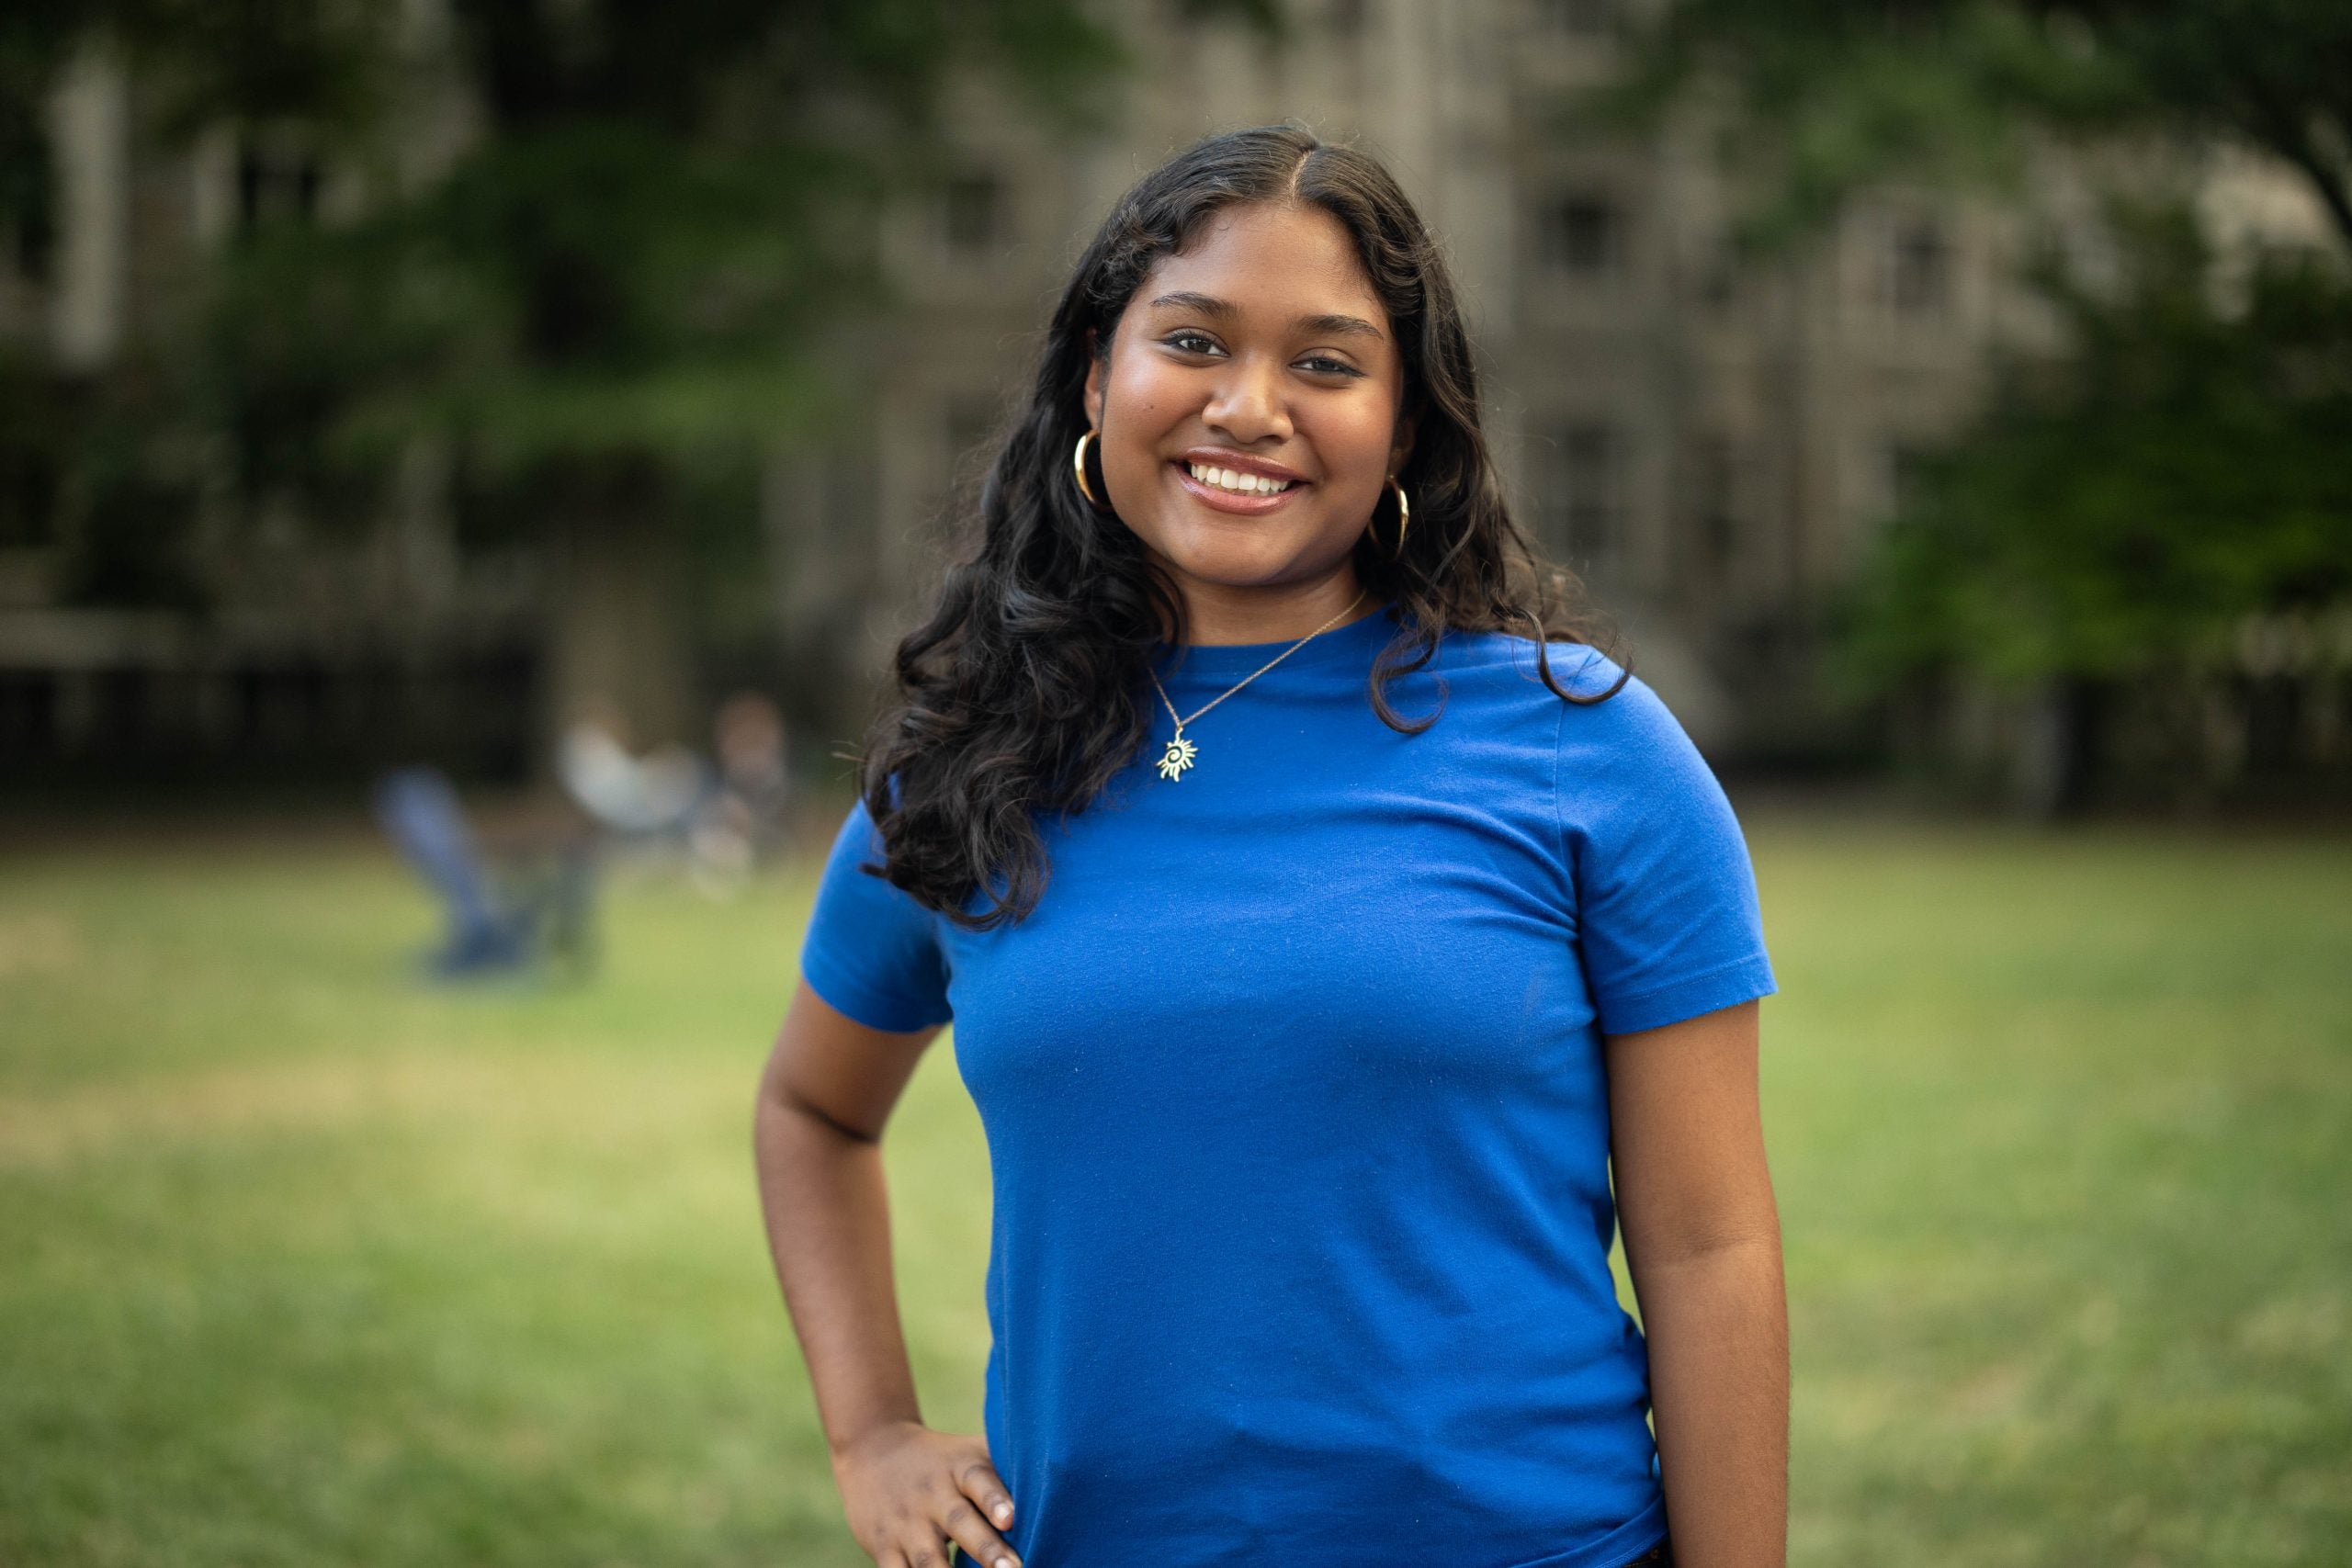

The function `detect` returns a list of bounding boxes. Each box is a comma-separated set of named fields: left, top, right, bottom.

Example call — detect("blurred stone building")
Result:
left=772, top=0, right=2064, bottom=765
left=0, top=30, right=543, bottom=788
left=0, top=0, right=2328, bottom=794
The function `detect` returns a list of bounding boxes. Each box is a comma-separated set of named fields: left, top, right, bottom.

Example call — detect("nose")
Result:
left=1201, top=351, right=1294, bottom=446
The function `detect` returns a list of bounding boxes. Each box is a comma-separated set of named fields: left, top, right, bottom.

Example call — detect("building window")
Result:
left=0, top=672, right=59, bottom=755
left=8, top=210, right=55, bottom=283
left=1536, top=421, right=1623, bottom=569
left=1694, top=235, right=1741, bottom=310
left=235, top=145, right=322, bottom=232
left=1538, top=193, right=1624, bottom=278
left=941, top=172, right=1007, bottom=258
left=1690, top=435, right=1739, bottom=575
left=1537, top=0, right=1620, bottom=38
left=1878, top=439, right=1934, bottom=521
left=1879, top=215, right=1951, bottom=321
left=0, top=446, right=61, bottom=549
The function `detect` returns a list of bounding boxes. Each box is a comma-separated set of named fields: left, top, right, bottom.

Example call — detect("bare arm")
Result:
left=752, top=976, right=936, bottom=1452
left=752, top=976, right=1021, bottom=1568
left=1604, top=998, right=1788, bottom=1568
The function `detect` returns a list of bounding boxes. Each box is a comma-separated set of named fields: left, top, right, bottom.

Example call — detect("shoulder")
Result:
left=815, top=792, right=889, bottom=891
left=1440, top=636, right=1728, bottom=817
left=1419, top=628, right=1666, bottom=734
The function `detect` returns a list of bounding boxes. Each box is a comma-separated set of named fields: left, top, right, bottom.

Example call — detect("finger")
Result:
left=936, top=1517, right=1016, bottom=1568
left=940, top=1521, right=1015, bottom=1568
left=935, top=1494, right=1018, bottom=1568
left=955, top=1458, right=1018, bottom=1536
left=899, top=1535, right=954, bottom=1568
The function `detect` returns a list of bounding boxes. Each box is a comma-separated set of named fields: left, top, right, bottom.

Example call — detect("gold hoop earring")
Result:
left=1385, top=475, right=1411, bottom=557
left=1073, top=429, right=1107, bottom=509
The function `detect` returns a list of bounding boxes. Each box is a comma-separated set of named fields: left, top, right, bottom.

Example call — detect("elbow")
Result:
left=1632, top=1215, right=1783, bottom=1275
left=1623, top=1182, right=1784, bottom=1272
left=753, top=1067, right=883, bottom=1148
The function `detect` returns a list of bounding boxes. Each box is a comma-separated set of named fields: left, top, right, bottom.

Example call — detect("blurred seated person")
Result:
left=557, top=702, right=713, bottom=849
left=558, top=694, right=796, bottom=897
left=686, top=691, right=797, bottom=894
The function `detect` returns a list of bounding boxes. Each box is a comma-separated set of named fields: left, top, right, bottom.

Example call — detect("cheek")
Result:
left=1308, top=406, right=1403, bottom=483
left=1107, top=358, right=1182, bottom=433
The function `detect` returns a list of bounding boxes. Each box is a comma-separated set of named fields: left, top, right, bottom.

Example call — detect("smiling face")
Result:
left=1082, top=199, right=1415, bottom=643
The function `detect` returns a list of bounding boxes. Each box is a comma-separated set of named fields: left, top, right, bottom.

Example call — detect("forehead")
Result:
left=1137, top=201, right=1386, bottom=325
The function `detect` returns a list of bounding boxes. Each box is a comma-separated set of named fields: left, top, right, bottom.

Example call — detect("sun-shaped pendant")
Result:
left=1157, top=731, right=1198, bottom=782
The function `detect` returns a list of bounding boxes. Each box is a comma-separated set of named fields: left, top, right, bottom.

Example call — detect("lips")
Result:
left=1174, top=448, right=1310, bottom=484
left=1170, top=459, right=1311, bottom=517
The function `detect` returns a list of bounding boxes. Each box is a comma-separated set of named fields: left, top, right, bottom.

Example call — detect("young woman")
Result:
left=752, top=125, right=1787, bottom=1568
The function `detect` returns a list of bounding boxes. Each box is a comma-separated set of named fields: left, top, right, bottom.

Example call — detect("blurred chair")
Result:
left=373, top=766, right=597, bottom=981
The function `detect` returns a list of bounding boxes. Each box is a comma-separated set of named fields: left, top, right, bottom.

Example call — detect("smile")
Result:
left=1186, top=459, right=1296, bottom=495
left=1171, top=460, right=1309, bottom=515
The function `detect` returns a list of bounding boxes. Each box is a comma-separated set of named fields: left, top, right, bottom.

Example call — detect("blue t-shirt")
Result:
left=797, top=604, right=1776, bottom=1568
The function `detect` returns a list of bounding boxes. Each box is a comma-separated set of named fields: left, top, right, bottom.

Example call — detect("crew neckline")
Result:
left=1149, top=601, right=1402, bottom=679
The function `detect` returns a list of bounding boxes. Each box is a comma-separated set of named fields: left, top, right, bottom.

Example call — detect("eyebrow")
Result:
left=1147, top=290, right=1385, bottom=344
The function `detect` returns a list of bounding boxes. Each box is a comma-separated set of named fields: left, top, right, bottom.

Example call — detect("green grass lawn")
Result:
left=2, top=807, right=2346, bottom=1566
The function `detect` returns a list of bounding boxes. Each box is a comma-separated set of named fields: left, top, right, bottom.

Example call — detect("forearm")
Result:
left=1633, top=1237, right=1789, bottom=1568
left=752, top=1094, right=924, bottom=1454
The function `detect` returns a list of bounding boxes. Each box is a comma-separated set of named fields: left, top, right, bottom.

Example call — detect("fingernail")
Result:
left=995, top=1558, right=1013, bottom=1568
left=993, top=1503, right=1012, bottom=1524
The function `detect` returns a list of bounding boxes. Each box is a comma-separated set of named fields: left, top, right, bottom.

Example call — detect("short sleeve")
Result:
left=1554, top=653, right=1778, bottom=1037
left=797, top=794, right=955, bottom=1032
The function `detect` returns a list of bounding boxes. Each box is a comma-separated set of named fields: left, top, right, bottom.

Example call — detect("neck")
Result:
left=1160, top=579, right=1383, bottom=648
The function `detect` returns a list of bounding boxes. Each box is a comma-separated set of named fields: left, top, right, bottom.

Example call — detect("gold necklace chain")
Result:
left=1146, top=588, right=1369, bottom=782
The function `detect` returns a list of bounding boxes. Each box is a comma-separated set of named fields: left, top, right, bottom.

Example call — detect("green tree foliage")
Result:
left=1610, top=0, right=2352, bottom=732
left=1607, top=0, right=2352, bottom=256
left=1830, top=204, right=2352, bottom=698
left=5, top=0, right=1160, bottom=746
left=213, top=1, right=1132, bottom=472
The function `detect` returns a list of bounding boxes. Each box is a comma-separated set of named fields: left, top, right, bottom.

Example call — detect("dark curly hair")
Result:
left=856, top=122, right=1631, bottom=930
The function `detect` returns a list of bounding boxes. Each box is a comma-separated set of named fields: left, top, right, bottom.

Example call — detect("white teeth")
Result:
left=1187, top=461, right=1294, bottom=495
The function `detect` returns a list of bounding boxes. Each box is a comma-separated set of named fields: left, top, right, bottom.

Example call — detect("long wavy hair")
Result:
left=856, top=123, right=1631, bottom=929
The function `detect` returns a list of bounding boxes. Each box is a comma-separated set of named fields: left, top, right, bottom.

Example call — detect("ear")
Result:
left=1081, top=327, right=1104, bottom=428
left=1388, top=406, right=1417, bottom=477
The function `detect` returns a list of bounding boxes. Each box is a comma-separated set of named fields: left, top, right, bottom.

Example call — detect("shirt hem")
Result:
left=799, top=953, right=953, bottom=1034
left=1596, top=951, right=1778, bottom=1036
left=1498, top=1492, right=1669, bottom=1568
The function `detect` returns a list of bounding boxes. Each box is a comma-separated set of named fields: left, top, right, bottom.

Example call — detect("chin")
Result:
left=1159, top=534, right=1306, bottom=587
